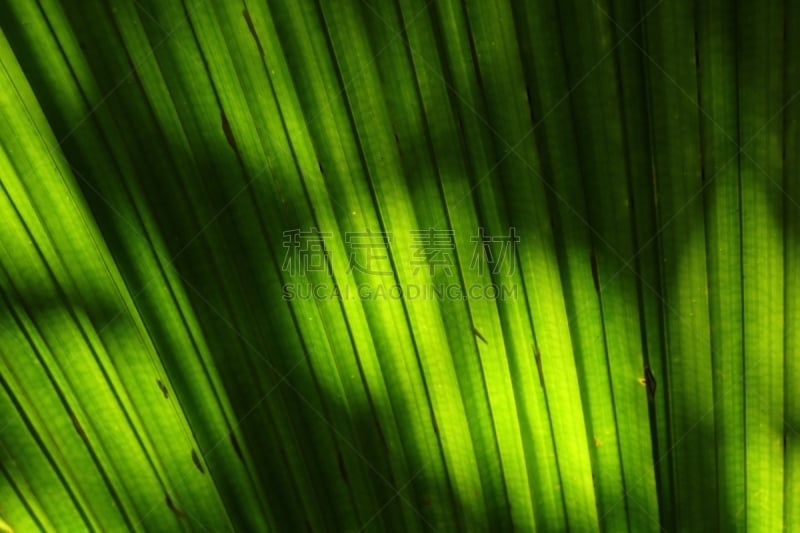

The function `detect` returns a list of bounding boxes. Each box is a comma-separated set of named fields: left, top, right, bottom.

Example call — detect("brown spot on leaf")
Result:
left=70, top=412, right=87, bottom=441
left=644, top=365, right=657, bottom=401
left=192, top=449, right=205, bottom=474
left=590, top=250, right=600, bottom=292
left=533, top=345, right=545, bottom=389
left=127, top=57, right=143, bottom=89
left=230, top=432, right=244, bottom=462
left=156, top=379, right=168, bottom=399
left=337, top=452, right=349, bottom=484
left=165, top=494, right=185, bottom=517
left=221, top=111, right=239, bottom=155
left=391, top=123, right=403, bottom=159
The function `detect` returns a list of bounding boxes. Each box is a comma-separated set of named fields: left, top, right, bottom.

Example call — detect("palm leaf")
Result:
left=0, top=0, right=795, bottom=531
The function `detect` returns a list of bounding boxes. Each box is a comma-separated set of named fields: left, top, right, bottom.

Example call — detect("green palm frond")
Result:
left=0, top=0, right=796, bottom=531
